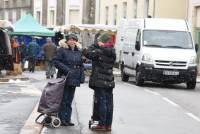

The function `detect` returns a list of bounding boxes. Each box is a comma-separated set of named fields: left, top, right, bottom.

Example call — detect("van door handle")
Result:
left=123, top=51, right=129, bottom=55
left=132, top=52, right=134, bottom=56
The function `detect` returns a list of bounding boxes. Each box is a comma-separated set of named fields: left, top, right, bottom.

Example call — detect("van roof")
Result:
left=127, top=18, right=189, bottom=32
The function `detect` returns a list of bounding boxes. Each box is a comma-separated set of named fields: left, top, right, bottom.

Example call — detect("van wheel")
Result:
left=186, top=80, right=196, bottom=89
left=121, top=67, right=129, bottom=82
left=136, top=70, right=144, bottom=86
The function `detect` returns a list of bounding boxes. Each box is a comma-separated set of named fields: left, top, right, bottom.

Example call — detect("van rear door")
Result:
left=0, top=28, right=13, bottom=70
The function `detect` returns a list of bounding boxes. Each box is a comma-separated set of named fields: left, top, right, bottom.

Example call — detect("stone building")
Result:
left=96, top=0, right=188, bottom=25
left=0, top=0, right=33, bottom=23
left=0, top=0, right=92, bottom=27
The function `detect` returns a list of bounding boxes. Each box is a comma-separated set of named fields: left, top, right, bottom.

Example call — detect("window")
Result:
left=124, top=28, right=138, bottom=46
left=36, top=11, right=41, bottom=24
left=122, top=2, right=127, bottom=19
left=12, top=10, right=17, bottom=23
left=50, top=10, right=55, bottom=26
left=143, top=30, right=193, bottom=49
left=21, top=9, right=27, bottom=18
left=13, top=0, right=17, bottom=6
left=4, top=0, right=9, bottom=8
left=145, top=0, right=149, bottom=17
left=4, top=11, right=9, bottom=20
left=133, top=0, right=137, bottom=18
left=105, top=6, right=109, bottom=25
left=113, top=5, right=117, bottom=25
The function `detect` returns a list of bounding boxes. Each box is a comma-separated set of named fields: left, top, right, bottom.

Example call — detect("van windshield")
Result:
left=143, top=30, right=193, bottom=49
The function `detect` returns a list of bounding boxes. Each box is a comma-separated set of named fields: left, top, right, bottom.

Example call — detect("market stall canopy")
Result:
left=10, top=14, right=55, bottom=37
left=54, top=24, right=117, bottom=33
left=0, top=20, right=14, bottom=31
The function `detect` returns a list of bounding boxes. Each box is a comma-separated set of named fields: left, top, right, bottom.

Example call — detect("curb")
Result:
left=0, top=77, right=29, bottom=82
left=19, top=103, right=43, bottom=134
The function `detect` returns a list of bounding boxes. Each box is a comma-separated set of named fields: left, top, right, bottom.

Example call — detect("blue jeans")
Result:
left=59, top=85, right=75, bottom=123
left=95, top=88, right=113, bottom=126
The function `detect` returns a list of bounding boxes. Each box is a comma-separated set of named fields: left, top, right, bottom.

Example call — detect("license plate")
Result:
left=163, top=70, right=179, bottom=75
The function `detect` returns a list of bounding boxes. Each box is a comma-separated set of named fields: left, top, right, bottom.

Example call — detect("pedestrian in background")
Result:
left=27, top=37, right=40, bottom=72
left=53, top=33, right=84, bottom=126
left=83, top=32, right=116, bottom=131
left=19, top=42, right=27, bottom=71
left=43, top=38, right=57, bottom=79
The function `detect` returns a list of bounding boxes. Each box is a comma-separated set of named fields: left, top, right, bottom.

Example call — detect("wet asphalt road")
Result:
left=42, top=77, right=200, bottom=134
left=0, top=74, right=200, bottom=134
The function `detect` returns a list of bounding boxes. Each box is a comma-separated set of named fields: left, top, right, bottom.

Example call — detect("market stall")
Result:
left=54, top=24, right=117, bottom=48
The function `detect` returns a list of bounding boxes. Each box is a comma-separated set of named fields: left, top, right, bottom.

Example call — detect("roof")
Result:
left=10, top=14, right=55, bottom=37
left=127, top=18, right=189, bottom=32
left=144, top=18, right=189, bottom=31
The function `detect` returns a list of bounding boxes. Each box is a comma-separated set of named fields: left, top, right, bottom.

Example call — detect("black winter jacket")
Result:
left=53, top=46, right=83, bottom=87
left=85, top=44, right=116, bottom=89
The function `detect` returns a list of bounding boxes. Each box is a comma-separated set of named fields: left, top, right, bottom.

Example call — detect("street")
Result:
left=41, top=77, right=200, bottom=134
left=0, top=71, right=47, bottom=134
left=1, top=73, right=200, bottom=134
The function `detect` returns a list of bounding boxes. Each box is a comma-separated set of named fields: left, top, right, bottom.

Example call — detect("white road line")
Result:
left=162, top=97, right=180, bottom=107
left=186, top=113, right=200, bottom=122
left=122, top=82, right=134, bottom=86
left=144, top=89, right=161, bottom=96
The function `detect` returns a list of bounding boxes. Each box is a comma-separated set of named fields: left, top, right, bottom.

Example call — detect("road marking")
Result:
left=186, top=113, right=200, bottom=122
left=144, top=89, right=161, bottom=96
left=122, top=82, right=134, bottom=86
left=162, top=97, right=180, bottom=107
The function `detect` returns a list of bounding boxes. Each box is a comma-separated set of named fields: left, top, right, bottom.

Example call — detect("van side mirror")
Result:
left=135, top=41, right=140, bottom=51
left=195, top=43, right=199, bottom=53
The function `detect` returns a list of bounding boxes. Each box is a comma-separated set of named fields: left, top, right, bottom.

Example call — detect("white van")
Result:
left=119, top=18, right=198, bottom=89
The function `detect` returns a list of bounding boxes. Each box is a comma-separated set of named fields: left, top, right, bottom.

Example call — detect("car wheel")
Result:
left=186, top=80, right=196, bottom=89
left=136, top=70, right=144, bottom=86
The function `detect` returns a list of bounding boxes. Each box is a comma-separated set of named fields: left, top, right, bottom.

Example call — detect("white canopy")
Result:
left=54, top=24, right=117, bottom=33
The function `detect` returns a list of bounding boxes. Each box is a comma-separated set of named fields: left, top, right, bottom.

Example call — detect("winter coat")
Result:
left=27, top=41, right=40, bottom=58
left=85, top=44, right=116, bottom=89
left=43, top=43, right=57, bottom=61
left=53, top=42, right=84, bottom=87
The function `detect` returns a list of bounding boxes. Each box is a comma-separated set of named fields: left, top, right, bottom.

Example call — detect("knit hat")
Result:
left=98, top=32, right=115, bottom=47
left=66, top=33, right=78, bottom=42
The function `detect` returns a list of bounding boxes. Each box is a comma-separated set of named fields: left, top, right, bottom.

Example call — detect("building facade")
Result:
left=0, top=0, right=84, bottom=27
left=96, top=0, right=188, bottom=25
left=188, top=0, right=200, bottom=44
left=82, top=0, right=95, bottom=24
left=33, top=0, right=83, bottom=27
left=188, top=0, right=200, bottom=66
left=0, top=0, right=33, bottom=23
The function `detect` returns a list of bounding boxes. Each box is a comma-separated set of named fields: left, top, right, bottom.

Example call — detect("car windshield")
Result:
left=143, top=30, right=193, bottom=49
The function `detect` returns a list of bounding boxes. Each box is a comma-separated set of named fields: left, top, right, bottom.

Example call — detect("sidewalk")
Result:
left=0, top=73, right=29, bottom=83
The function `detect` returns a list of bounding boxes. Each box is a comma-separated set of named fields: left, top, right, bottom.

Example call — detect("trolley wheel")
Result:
left=51, top=116, right=61, bottom=128
left=43, top=116, right=52, bottom=125
left=89, top=120, right=92, bottom=129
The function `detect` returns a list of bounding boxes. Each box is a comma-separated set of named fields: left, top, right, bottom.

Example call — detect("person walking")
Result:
left=83, top=32, right=116, bottom=131
left=27, top=38, right=40, bottom=72
left=19, top=42, right=27, bottom=71
left=53, top=33, right=84, bottom=126
left=43, top=38, right=57, bottom=79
